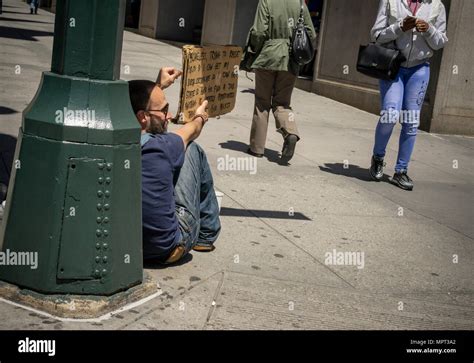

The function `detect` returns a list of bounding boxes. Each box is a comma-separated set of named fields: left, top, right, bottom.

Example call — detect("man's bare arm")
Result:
left=172, top=116, right=206, bottom=148
left=172, top=100, right=209, bottom=148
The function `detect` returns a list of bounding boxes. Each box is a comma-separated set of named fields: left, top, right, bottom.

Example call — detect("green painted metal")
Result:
left=0, top=0, right=143, bottom=295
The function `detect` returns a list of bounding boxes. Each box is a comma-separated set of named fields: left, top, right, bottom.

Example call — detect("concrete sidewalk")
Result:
left=0, top=0, right=473, bottom=330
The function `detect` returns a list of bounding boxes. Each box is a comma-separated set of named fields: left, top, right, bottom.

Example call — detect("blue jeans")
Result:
left=373, top=63, right=430, bottom=172
left=174, top=142, right=221, bottom=256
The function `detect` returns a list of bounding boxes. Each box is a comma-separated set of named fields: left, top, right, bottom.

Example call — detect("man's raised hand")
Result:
left=157, top=67, right=183, bottom=89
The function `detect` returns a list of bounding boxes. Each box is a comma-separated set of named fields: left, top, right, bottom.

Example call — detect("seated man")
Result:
left=129, top=68, right=221, bottom=264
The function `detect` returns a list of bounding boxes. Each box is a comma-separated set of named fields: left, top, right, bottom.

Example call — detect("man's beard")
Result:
left=147, top=114, right=167, bottom=134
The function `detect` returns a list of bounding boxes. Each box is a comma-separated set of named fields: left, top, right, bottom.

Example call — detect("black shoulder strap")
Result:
left=299, top=0, right=305, bottom=22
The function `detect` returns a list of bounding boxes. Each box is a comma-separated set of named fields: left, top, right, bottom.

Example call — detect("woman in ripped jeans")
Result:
left=369, top=0, right=448, bottom=190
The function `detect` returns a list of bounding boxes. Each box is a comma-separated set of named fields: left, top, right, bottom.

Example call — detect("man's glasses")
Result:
left=146, top=103, right=169, bottom=116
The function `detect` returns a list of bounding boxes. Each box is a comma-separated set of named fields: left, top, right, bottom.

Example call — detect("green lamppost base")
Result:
left=0, top=71, right=143, bottom=296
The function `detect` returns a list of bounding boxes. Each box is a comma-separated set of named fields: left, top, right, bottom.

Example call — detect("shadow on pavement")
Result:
left=0, top=106, right=18, bottom=115
left=0, top=16, right=53, bottom=24
left=241, top=88, right=255, bottom=94
left=0, top=10, right=30, bottom=15
left=221, top=207, right=312, bottom=220
left=144, top=253, right=194, bottom=269
left=0, top=133, right=17, bottom=189
left=219, top=140, right=289, bottom=166
left=0, top=25, right=53, bottom=41
left=319, top=162, right=390, bottom=182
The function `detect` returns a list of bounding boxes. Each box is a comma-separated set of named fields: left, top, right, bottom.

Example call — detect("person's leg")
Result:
left=370, top=72, right=405, bottom=180
left=174, top=142, right=220, bottom=256
left=272, top=71, right=299, bottom=162
left=396, top=63, right=430, bottom=172
left=373, top=74, right=405, bottom=159
left=250, top=69, right=276, bottom=155
left=272, top=71, right=299, bottom=139
left=193, top=144, right=221, bottom=249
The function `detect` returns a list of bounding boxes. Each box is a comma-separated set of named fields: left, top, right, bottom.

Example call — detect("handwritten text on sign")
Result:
left=178, top=45, right=242, bottom=123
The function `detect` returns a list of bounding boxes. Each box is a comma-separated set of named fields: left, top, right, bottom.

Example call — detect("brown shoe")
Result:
left=192, top=244, right=216, bottom=252
left=247, top=148, right=263, bottom=158
left=281, top=134, right=298, bottom=163
left=164, top=245, right=186, bottom=264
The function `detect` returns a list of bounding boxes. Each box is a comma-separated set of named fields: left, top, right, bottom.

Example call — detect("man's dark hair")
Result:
left=128, top=80, right=157, bottom=115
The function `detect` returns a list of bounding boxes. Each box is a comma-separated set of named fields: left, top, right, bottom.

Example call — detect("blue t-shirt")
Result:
left=141, top=132, right=185, bottom=260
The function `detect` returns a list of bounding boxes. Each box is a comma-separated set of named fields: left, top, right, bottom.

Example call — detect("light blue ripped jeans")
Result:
left=373, top=63, right=430, bottom=172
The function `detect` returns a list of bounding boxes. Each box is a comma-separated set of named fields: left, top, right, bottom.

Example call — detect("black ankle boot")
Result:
left=369, top=155, right=385, bottom=181
left=390, top=171, right=414, bottom=191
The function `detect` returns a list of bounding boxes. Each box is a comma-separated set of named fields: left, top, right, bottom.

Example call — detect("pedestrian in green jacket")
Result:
left=245, top=0, right=316, bottom=163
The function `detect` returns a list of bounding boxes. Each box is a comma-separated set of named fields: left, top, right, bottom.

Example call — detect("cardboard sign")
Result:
left=176, top=45, right=242, bottom=123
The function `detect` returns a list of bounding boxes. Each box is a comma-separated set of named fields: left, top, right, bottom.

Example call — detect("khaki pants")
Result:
left=250, top=69, right=299, bottom=154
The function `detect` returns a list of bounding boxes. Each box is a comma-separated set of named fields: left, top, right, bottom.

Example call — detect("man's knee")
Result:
left=186, top=141, right=205, bottom=159
left=187, top=141, right=203, bottom=151
left=184, top=142, right=209, bottom=171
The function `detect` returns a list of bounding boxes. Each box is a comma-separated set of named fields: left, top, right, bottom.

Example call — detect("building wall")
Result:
left=313, top=0, right=379, bottom=108
left=201, top=0, right=258, bottom=47
left=155, top=0, right=205, bottom=43
left=201, top=0, right=237, bottom=46
left=232, top=0, right=259, bottom=47
left=138, top=0, right=159, bottom=38
left=431, top=0, right=474, bottom=135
